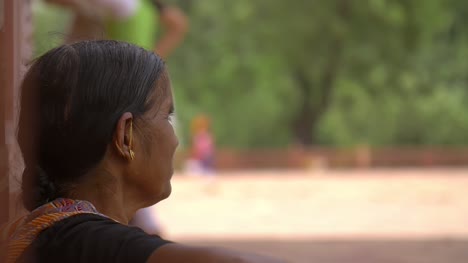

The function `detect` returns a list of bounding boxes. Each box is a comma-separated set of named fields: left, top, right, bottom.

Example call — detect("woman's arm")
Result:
left=148, top=243, right=286, bottom=263
left=154, top=5, right=189, bottom=59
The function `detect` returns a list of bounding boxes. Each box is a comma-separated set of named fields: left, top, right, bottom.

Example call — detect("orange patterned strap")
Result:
left=0, top=218, right=26, bottom=242
left=1, top=198, right=109, bottom=263
left=5, top=211, right=102, bottom=263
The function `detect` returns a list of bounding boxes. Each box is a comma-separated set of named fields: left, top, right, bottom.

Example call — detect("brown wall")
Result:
left=176, top=147, right=468, bottom=171
left=0, top=0, right=31, bottom=224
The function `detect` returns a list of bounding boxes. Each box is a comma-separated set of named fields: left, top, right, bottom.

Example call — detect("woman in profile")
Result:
left=1, top=40, right=283, bottom=263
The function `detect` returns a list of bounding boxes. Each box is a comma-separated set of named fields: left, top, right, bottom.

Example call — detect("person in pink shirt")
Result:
left=189, top=114, right=216, bottom=176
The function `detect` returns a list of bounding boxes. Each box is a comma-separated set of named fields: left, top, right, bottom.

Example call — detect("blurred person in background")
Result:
left=187, top=114, right=216, bottom=179
left=45, top=0, right=188, bottom=59
left=1, top=40, right=283, bottom=263
left=44, top=0, right=188, bottom=236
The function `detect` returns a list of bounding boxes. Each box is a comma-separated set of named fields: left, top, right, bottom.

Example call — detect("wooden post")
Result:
left=0, top=0, right=32, bottom=224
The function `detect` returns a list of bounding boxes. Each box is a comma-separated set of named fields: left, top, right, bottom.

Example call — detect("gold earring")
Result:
left=115, top=141, right=124, bottom=155
left=129, top=119, right=135, bottom=160
left=129, top=119, right=134, bottom=149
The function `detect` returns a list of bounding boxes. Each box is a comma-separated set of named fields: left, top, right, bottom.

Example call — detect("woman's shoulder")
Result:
left=28, top=213, right=171, bottom=263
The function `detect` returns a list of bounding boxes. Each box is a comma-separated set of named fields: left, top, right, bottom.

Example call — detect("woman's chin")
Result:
left=159, top=182, right=172, bottom=200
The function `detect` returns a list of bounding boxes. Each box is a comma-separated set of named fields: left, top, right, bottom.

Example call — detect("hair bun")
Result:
left=21, top=166, right=57, bottom=211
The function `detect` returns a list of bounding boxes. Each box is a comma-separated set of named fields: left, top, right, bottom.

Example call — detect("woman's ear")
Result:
left=113, top=112, right=134, bottom=160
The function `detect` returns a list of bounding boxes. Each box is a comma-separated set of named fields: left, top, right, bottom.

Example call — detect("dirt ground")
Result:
left=151, top=168, right=468, bottom=263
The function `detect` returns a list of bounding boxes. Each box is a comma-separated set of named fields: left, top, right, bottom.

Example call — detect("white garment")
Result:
left=98, top=0, right=139, bottom=19
left=73, top=0, right=139, bottom=20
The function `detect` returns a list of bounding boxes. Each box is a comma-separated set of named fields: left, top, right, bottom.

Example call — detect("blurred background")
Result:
left=3, top=0, right=468, bottom=262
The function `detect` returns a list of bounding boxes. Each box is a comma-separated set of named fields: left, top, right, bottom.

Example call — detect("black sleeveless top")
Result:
left=18, top=214, right=171, bottom=263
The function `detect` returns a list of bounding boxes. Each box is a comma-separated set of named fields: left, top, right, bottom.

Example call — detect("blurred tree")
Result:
left=169, top=0, right=467, bottom=147
left=34, top=0, right=468, bottom=148
left=252, top=0, right=457, bottom=146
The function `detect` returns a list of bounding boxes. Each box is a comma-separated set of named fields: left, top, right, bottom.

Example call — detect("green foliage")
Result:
left=34, top=0, right=468, bottom=148
left=33, top=1, right=73, bottom=57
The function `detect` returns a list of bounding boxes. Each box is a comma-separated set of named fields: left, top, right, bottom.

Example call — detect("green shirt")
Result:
left=105, top=0, right=159, bottom=50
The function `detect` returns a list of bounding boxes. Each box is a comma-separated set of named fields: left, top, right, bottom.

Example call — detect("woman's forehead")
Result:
left=148, top=85, right=173, bottom=114
left=162, top=93, right=174, bottom=110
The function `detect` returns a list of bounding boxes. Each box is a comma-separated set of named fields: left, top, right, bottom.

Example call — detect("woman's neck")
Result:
left=67, top=169, right=140, bottom=224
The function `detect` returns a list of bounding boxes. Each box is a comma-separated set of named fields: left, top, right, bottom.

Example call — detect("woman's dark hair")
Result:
left=18, top=40, right=167, bottom=211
